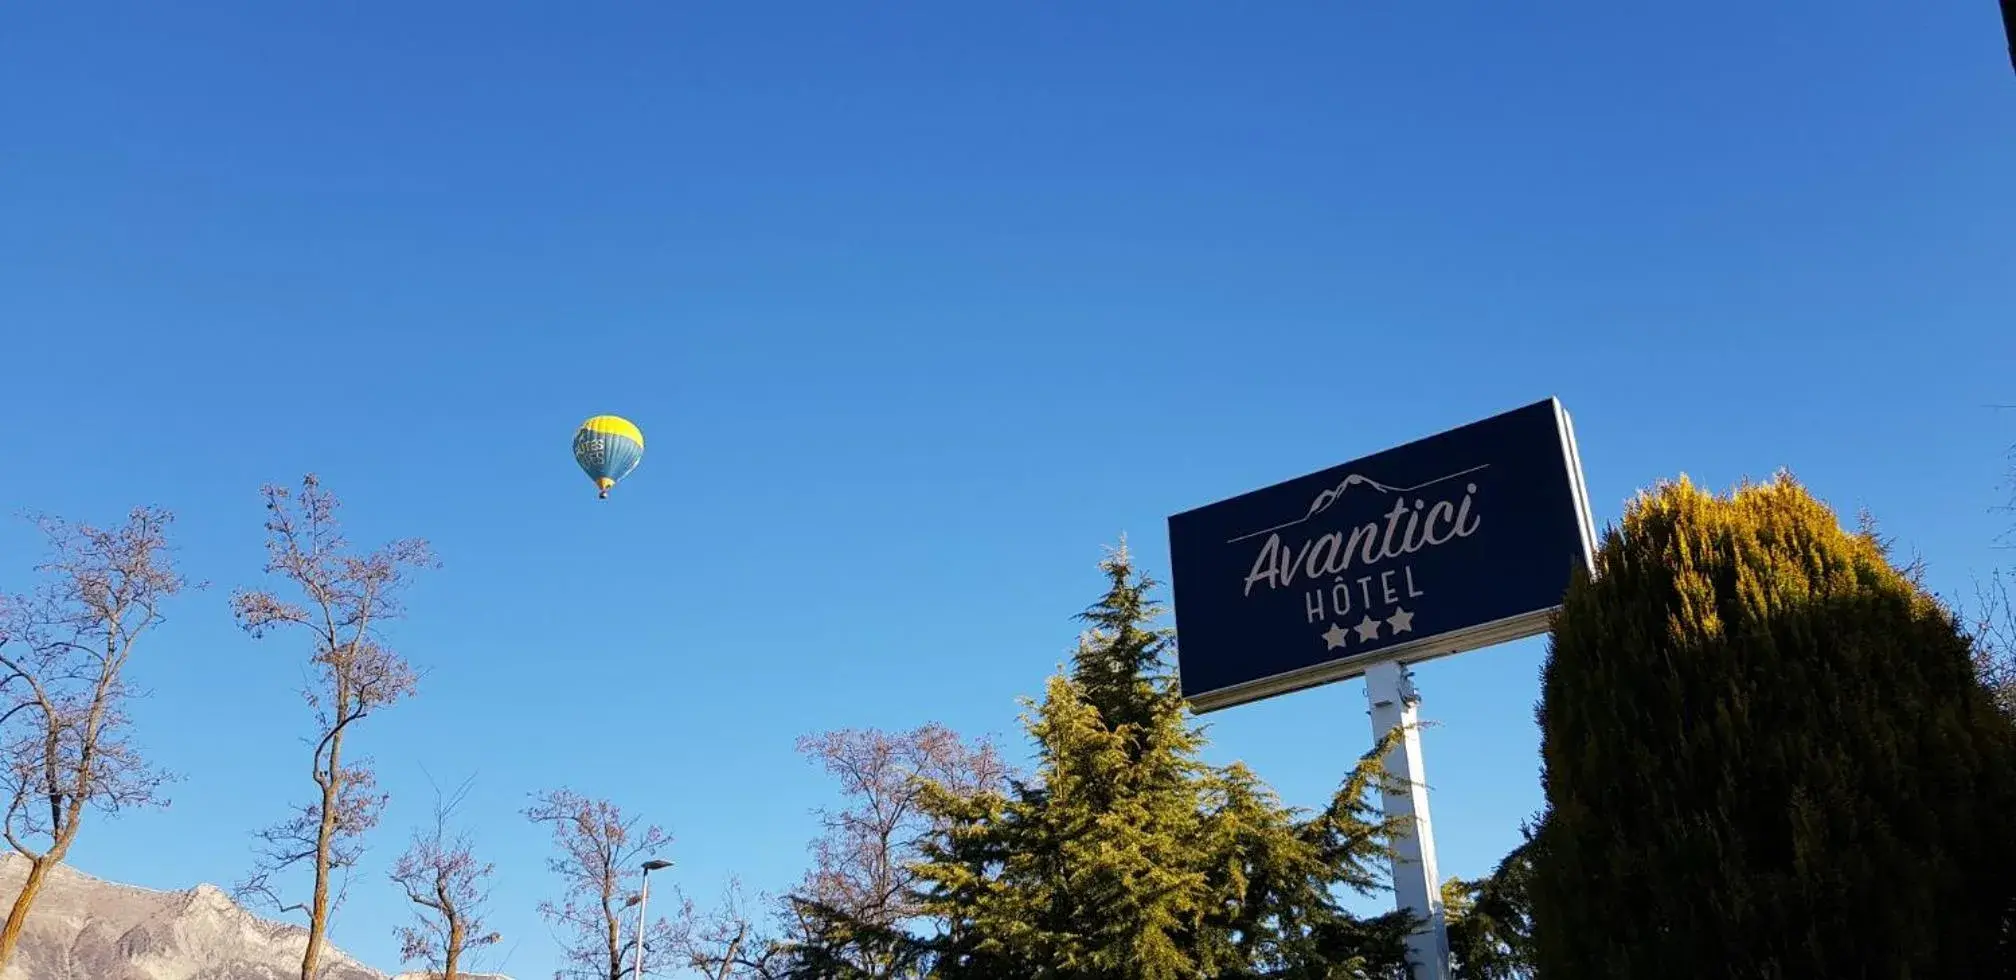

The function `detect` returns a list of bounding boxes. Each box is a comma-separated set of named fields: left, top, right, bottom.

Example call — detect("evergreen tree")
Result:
left=1530, top=473, right=2016, bottom=978
left=1441, top=825, right=1537, bottom=980
left=908, top=541, right=1414, bottom=980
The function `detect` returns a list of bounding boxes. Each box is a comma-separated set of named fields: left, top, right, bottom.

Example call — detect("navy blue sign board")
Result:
left=1167, top=397, right=1597, bottom=713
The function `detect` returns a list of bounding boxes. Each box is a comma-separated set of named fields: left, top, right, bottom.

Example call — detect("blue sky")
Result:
left=3, top=2, right=2011, bottom=977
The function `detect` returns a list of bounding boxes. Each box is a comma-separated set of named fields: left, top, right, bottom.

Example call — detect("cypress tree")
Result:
left=1530, top=473, right=2016, bottom=978
left=909, top=542, right=1413, bottom=980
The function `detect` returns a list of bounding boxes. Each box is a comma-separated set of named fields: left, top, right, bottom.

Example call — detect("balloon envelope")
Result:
left=574, top=415, right=644, bottom=499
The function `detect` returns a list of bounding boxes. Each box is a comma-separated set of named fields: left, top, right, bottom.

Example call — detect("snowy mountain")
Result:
left=0, top=854, right=510, bottom=980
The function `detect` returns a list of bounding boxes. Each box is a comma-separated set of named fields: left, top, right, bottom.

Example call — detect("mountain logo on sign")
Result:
left=1226, top=464, right=1490, bottom=545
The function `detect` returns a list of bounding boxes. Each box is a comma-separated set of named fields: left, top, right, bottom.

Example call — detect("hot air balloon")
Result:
left=573, top=415, right=644, bottom=499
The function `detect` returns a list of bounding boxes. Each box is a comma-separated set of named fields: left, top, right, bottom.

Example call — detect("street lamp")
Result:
left=631, top=859, right=674, bottom=980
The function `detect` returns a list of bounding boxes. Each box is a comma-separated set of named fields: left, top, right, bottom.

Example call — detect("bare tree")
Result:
left=1973, top=571, right=2016, bottom=719
left=390, top=776, right=500, bottom=980
left=0, top=508, right=186, bottom=970
left=230, top=475, right=434, bottom=980
left=786, top=723, right=1009, bottom=979
left=1971, top=436, right=2016, bottom=718
left=667, top=724, right=1009, bottom=980
left=672, top=878, right=799, bottom=980
left=525, top=788, right=679, bottom=980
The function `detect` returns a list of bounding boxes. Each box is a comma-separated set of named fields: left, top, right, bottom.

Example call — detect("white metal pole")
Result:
left=1364, top=660, right=1450, bottom=980
left=631, top=868, right=653, bottom=980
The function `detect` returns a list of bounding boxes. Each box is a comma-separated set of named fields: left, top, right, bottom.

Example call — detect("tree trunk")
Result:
left=0, top=855, right=54, bottom=971
left=445, top=917, right=463, bottom=980
left=301, top=741, right=344, bottom=980
left=710, top=928, right=745, bottom=980
left=607, top=904, right=624, bottom=980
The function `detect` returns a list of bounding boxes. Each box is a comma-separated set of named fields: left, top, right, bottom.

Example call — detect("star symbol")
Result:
left=1321, top=622, right=1350, bottom=650
left=1386, top=606, right=1415, bottom=634
left=1354, top=615, right=1382, bottom=643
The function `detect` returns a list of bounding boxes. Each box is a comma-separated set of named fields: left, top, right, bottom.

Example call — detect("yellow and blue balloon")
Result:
left=573, top=415, right=644, bottom=499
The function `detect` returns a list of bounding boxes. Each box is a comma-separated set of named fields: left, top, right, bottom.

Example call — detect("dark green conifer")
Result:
left=909, top=542, right=1414, bottom=980
left=1530, top=473, right=2016, bottom=978
left=1441, top=825, right=1537, bottom=980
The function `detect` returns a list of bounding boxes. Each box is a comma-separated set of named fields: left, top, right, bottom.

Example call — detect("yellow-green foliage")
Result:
left=904, top=546, right=1416, bottom=979
left=1531, top=472, right=2016, bottom=979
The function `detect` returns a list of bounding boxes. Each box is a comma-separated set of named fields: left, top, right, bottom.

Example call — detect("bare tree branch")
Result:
left=391, top=774, right=500, bottom=980
left=0, top=507, right=188, bottom=971
left=671, top=878, right=800, bottom=980
left=525, top=788, right=678, bottom=980
left=1972, top=436, right=2016, bottom=718
left=781, top=723, right=1010, bottom=979
left=230, top=476, right=434, bottom=980
left=1973, top=570, right=2016, bottom=723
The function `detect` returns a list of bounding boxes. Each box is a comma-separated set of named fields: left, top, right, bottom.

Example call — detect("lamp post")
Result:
left=631, top=859, right=673, bottom=980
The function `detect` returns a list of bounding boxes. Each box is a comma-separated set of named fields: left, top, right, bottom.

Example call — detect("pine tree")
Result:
left=1441, top=824, right=1537, bottom=980
left=1530, top=473, right=2016, bottom=978
left=908, top=541, right=1414, bottom=980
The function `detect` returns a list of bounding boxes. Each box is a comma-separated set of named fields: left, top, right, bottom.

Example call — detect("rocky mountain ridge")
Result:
left=0, top=854, right=511, bottom=980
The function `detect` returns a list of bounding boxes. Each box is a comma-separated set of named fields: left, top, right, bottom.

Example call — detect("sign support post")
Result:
left=1364, top=660, right=1449, bottom=980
